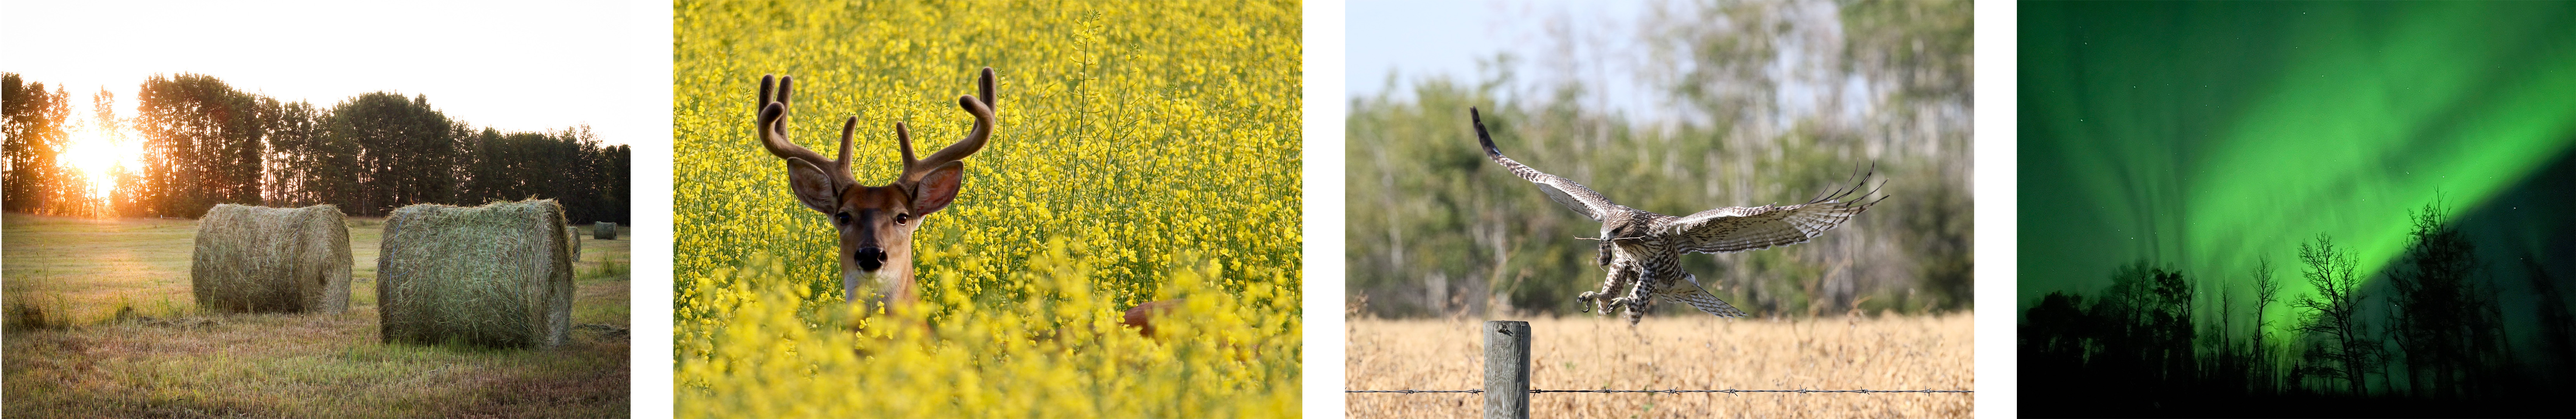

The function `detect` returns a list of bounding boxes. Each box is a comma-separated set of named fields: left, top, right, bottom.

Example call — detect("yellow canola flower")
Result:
left=674, top=1, right=1300, bottom=417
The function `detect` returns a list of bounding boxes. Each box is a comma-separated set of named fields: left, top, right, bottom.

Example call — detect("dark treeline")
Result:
left=2022, top=201, right=2575, bottom=417
left=2, top=73, right=628, bottom=223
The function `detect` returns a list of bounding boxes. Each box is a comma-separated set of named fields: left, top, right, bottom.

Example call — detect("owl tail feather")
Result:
left=1663, top=282, right=1749, bottom=318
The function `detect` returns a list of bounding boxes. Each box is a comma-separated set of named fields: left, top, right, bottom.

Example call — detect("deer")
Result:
left=753, top=68, right=1176, bottom=337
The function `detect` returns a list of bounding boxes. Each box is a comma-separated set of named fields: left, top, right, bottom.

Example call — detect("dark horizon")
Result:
left=2019, top=2, right=2576, bottom=416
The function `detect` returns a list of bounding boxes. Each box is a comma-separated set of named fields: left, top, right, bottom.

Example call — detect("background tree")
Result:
left=2387, top=200, right=2507, bottom=399
left=2524, top=256, right=2576, bottom=390
left=4, top=74, right=73, bottom=214
left=326, top=92, right=454, bottom=215
left=451, top=125, right=626, bottom=224
left=1347, top=0, right=1973, bottom=318
left=10, top=74, right=626, bottom=225
left=2250, top=258, right=2282, bottom=394
left=2016, top=261, right=2201, bottom=412
left=2294, top=233, right=2378, bottom=396
left=2102, top=263, right=2197, bottom=393
left=134, top=73, right=266, bottom=218
left=258, top=97, right=330, bottom=207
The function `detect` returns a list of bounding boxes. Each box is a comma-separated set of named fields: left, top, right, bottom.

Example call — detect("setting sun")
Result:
left=57, top=122, right=136, bottom=200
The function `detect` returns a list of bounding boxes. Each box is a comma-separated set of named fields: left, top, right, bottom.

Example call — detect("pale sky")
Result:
left=0, top=0, right=662, bottom=146
left=1345, top=0, right=1658, bottom=119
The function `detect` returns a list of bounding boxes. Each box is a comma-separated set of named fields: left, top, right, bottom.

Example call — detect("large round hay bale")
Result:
left=190, top=204, right=353, bottom=314
left=378, top=199, right=574, bottom=348
left=566, top=225, right=583, bottom=258
left=593, top=222, right=619, bottom=240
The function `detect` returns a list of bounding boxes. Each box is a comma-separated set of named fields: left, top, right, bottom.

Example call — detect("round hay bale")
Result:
left=189, top=204, right=353, bottom=314
left=378, top=199, right=575, bottom=348
left=593, top=222, right=619, bottom=240
left=567, top=225, right=583, bottom=258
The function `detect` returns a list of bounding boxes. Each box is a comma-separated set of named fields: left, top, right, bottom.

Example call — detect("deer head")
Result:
left=754, top=68, right=996, bottom=313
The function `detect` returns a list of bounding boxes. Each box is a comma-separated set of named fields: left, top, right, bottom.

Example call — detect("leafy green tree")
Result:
left=17, top=73, right=624, bottom=223
left=326, top=92, right=454, bottom=215
left=135, top=73, right=266, bottom=217
left=452, top=124, right=626, bottom=223
left=257, top=97, right=320, bottom=206
left=1349, top=0, right=1973, bottom=317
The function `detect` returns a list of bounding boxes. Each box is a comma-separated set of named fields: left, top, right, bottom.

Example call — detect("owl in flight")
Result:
left=1471, top=107, right=1884, bottom=324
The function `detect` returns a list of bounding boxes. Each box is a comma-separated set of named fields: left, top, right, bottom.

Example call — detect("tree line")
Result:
left=2021, top=201, right=2575, bottom=416
left=1346, top=0, right=1973, bottom=318
left=2, top=73, right=629, bottom=223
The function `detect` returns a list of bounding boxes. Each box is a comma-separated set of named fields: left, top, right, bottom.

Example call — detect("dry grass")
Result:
left=1347, top=314, right=1973, bottom=419
left=191, top=204, right=352, bottom=314
left=3, top=213, right=629, bottom=418
left=379, top=200, right=574, bottom=348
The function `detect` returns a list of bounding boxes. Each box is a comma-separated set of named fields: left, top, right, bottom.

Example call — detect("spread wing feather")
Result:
left=1659, top=280, right=1749, bottom=318
left=1653, top=171, right=1884, bottom=254
left=1473, top=107, right=1620, bottom=221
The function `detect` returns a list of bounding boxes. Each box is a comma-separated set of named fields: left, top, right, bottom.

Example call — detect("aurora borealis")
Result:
left=2020, top=0, right=2576, bottom=345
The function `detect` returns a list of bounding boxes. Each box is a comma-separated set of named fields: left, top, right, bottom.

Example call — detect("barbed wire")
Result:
left=1347, top=388, right=1971, bottom=394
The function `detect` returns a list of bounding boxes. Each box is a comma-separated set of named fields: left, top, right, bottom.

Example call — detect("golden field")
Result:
left=1347, top=315, right=1973, bottom=419
left=672, top=1, right=1302, bottom=417
left=2, top=214, right=632, bottom=418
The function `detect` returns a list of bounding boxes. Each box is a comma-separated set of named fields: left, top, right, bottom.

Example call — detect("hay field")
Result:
left=1347, top=315, right=1973, bottom=419
left=2, top=213, right=631, bottom=418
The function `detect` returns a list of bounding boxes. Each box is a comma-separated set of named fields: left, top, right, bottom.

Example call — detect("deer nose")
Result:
left=854, top=247, right=888, bottom=271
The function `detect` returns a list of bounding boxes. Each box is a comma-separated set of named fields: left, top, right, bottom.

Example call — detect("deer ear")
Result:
left=784, top=157, right=839, bottom=214
left=911, top=161, right=966, bottom=215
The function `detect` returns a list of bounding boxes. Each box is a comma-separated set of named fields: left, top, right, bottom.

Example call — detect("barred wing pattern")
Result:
left=1473, top=107, right=1618, bottom=221
left=1469, top=106, right=1881, bottom=324
left=1653, top=198, right=1874, bottom=255
left=1658, top=279, right=1749, bottom=318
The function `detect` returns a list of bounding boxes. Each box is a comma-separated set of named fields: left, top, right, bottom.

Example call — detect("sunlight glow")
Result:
left=56, top=101, right=141, bottom=201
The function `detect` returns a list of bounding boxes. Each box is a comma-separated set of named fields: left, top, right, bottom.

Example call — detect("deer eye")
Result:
left=834, top=212, right=851, bottom=226
left=894, top=213, right=911, bottom=225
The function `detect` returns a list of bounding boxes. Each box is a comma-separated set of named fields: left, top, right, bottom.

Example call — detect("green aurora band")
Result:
left=2020, top=1, right=2576, bottom=340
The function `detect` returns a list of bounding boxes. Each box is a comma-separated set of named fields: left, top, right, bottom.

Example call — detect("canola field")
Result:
left=673, top=1, right=1301, bottom=417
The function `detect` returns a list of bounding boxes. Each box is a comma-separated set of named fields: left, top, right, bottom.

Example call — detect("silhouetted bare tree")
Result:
left=2249, top=258, right=2283, bottom=394
left=2294, top=234, right=2378, bottom=396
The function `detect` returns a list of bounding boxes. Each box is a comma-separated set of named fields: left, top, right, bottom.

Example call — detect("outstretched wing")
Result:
left=1472, top=107, right=1620, bottom=220
left=1653, top=170, right=1884, bottom=254
left=1660, top=280, right=1748, bottom=318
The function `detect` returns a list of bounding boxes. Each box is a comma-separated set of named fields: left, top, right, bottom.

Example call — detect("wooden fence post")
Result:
left=1485, top=320, right=1531, bottom=419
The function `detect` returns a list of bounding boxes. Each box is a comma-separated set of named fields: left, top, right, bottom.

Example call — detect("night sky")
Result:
left=2019, top=1, right=2576, bottom=342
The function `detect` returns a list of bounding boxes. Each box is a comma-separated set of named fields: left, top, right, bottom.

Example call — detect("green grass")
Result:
left=3, top=213, right=630, bottom=418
